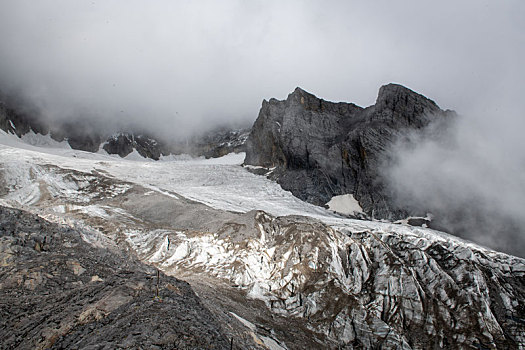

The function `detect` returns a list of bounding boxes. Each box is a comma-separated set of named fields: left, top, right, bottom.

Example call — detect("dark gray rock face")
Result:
left=102, top=133, right=135, bottom=157
left=0, top=101, right=49, bottom=137
left=245, top=84, right=455, bottom=219
left=101, top=128, right=250, bottom=160
left=166, top=127, right=250, bottom=159
left=0, top=205, right=231, bottom=350
left=55, top=121, right=104, bottom=152
left=0, top=103, right=103, bottom=152
left=103, top=133, right=166, bottom=160
left=200, top=128, right=250, bottom=158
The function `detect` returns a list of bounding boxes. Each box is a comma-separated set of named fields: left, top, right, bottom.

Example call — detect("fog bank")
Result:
left=0, top=1, right=523, bottom=139
left=386, top=96, right=525, bottom=257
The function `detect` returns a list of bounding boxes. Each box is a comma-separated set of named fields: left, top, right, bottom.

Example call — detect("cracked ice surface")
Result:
left=0, top=133, right=492, bottom=248
left=1, top=132, right=524, bottom=349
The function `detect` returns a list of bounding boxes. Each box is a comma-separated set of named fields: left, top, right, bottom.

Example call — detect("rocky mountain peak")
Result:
left=376, top=83, right=431, bottom=102
left=285, top=86, right=362, bottom=115
left=286, top=86, right=314, bottom=104
left=245, top=83, right=452, bottom=219
left=374, top=83, right=442, bottom=125
left=290, top=87, right=322, bottom=111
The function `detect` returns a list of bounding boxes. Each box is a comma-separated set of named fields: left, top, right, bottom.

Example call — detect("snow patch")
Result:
left=124, top=149, right=151, bottom=161
left=260, top=336, right=287, bottom=350
left=20, top=131, right=71, bottom=149
left=159, top=153, right=195, bottom=162
left=198, top=152, right=245, bottom=165
left=229, top=312, right=287, bottom=349
left=326, top=194, right=363, bottom=215
left=230, top=312, right=256, bottom=331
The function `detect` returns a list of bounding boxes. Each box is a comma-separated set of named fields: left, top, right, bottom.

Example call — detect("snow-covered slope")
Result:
left=0, top=132, right=524, bottom=349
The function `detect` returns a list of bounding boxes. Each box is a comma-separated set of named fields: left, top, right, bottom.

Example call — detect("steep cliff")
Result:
left=245, top=84, right=455, bottom=219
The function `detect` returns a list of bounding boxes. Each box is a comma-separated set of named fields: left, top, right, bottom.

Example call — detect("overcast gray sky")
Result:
left=0, top=0, right=524, bottom=136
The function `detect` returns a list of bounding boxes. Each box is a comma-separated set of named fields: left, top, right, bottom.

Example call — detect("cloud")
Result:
left=384, top=97, right=525, bottom=257
left=0, top=0, right=523, bottom=139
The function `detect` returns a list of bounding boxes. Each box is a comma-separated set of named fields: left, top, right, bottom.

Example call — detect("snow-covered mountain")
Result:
left=0, top=127, right=523, bottom=349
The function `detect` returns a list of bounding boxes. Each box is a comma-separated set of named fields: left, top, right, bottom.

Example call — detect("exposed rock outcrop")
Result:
left=160, top=127, right=250, bottom=159
left=245, top=84, right=455, bottom=219
left=50, top=120, right=105, bottom=152
left=0, top=100, right=49, bottom=137
left=199, top=128, right=250, bottom=159
left=103, top=133, right=167, bottom=160
left=0, top=205, right=233, bottom=349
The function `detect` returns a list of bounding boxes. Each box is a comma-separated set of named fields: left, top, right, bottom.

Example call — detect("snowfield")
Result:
left=0, top=130, right=495, bottom=250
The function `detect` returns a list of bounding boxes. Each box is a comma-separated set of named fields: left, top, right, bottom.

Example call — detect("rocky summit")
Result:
left=245, top=84, right=455, bottom=220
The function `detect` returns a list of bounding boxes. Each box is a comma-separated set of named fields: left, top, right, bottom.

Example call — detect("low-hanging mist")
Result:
left=385, top=102, right=525, bottom=257
left=0, top=1, right=523, bottom=140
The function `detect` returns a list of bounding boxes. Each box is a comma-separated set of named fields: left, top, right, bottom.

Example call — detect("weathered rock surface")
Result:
left=50, top=120, right=105, bottom=153
left=199, top=127, right=250, bottom=159
left=245, top=84, right=455, bottom=219
left=0, top=100, right=49, bottom=137
left=0, top=205, right=232, bottom=349
left=144, top=127, right=250, bottom=159
left=102, top=133, right=167, bottom=160
left=131, top=210, right=525, bottom=349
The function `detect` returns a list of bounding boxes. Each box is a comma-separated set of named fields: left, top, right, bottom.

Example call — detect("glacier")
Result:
left=0, top=131, right=523, bottom=349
